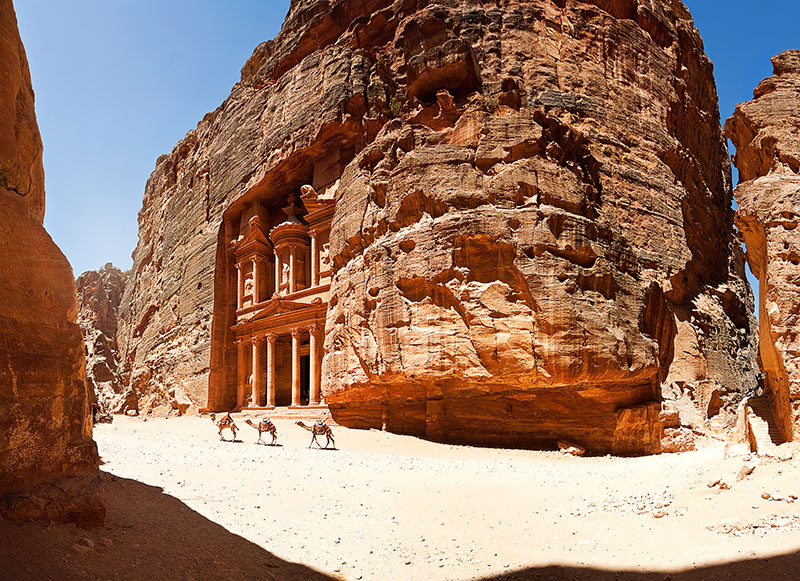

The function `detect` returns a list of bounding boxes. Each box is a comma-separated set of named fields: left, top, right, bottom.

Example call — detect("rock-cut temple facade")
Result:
left=218, top=185, right=335, bottom=411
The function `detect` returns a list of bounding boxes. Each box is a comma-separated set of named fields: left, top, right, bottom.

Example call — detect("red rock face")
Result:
left=322, top=0, right=757, bottom=453
left=727, top=50, right=800, bottom=442
left=121, top=0, right=757, bottom=453
left=76, top=264, right=128, bottom=411
left=0, top=0, right=103, bottom=524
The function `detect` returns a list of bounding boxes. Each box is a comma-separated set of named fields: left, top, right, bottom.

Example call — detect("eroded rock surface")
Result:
left=322, top=0, right=757, bottom=453
left=0, top=0, right=103, bottom=524
left=76, top=264, right=128, bottom=411
left=121, top=0, right=757, bottom=453
left=727, top=50, right=800, bottom=443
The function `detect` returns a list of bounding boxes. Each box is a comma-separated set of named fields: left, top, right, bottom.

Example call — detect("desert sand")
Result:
left=4, top=415, right=800, bottom=580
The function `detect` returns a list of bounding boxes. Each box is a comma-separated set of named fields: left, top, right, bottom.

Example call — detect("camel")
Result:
left=245, top=417, right=278, bottom=445
left=210, top=412, right=238, bottom=441
left=296, top=416, right=336, bottom=449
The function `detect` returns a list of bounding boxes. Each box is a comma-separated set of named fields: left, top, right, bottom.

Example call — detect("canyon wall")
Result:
left=322, top=0, right=757, bottom=452
left=727, top=50, right=800, bottom=443
left=120, top=0, right=757, bottom=453
left=76, top=264, right=127, bottom=411
left=0, top=0, right=103, bottom=524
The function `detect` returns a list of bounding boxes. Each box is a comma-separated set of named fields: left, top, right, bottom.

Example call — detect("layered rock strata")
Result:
left=121, top=0, right=757, bottom=453
left=76, top=264, right=127, bottom=410
left=322, top=0, right=758, bottom=453
left=0, top=0, right=103, bottom=524
left=727, top=50, right=800, bottom=443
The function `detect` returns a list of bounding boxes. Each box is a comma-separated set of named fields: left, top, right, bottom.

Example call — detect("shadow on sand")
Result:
left=0, top=470, right=331, bottom=580
left=481, top=553, right=800, bottom=580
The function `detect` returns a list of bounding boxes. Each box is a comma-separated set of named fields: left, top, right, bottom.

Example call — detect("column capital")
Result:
left=266, top=333, right=277, bottom=344
left=308, top=323, right=320, bottom=336
left=251, top=336, right=264, bottom=345
left=291, top=328, right=301, bottom=339
left=235, top=262, right=243, bottom=270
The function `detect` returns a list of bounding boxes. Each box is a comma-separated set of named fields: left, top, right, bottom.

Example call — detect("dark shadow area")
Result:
left=481, top=554, right=800, bottom=580
left=0, top=471, right=332, bottom=581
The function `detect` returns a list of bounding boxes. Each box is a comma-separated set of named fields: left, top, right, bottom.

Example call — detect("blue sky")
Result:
left=14, top=0, right=800, bottom=289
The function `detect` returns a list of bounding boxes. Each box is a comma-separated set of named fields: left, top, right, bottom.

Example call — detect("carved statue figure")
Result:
left=320, top=242, right=331, bottom=269
left=300, top=184, right=317, bottom=199
left=244, top=275, right=254, bottom=296
left=281, top=261, right=290, bottom=285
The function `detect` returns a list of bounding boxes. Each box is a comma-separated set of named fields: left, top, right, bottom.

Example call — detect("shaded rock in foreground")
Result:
left=0, top=0, right=103, bottom=524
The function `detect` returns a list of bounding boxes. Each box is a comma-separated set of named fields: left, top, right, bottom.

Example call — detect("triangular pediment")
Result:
left=248, top=297, right=314, bottom=322
left=231, top=216, right=271, bottom=256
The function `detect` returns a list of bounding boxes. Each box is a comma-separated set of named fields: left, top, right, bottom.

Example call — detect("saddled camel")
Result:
left=210, top=412, right=238, bottom=441
left=295, top=416, right=336, bottom=449
left=245, top=417, right=278, bottom=445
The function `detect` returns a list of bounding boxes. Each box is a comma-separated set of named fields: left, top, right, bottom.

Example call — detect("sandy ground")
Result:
left=5, top=416, right=800, bottom=580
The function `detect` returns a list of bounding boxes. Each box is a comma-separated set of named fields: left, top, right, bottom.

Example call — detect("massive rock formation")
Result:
left=321, top=0, right=757, bottom=453
left=120, top=0, right=757, bottom=453
left=76, top=264, right=127, bottom=410
left=0, top=0, right=103, bottom=524
left=727, top=50, right=800, bottom=443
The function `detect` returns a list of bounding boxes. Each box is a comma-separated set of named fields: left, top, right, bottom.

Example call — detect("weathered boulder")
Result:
left=76, top=263, right=127, bottom=411
left=322, top=0, right=757, bottom=453
left=0, top=0, right=103, bottom=524
left=727, top=49, right=800, bottom=443
left=120, top=0, right=757, bottom=453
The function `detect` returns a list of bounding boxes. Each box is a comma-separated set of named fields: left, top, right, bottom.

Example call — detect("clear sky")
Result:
left=14, top=0, right=800, bottom=285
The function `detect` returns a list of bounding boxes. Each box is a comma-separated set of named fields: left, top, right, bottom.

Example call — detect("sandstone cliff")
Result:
left=0, top=0, right=103, bottom=524
left=76, top=264, right=127, bottom=410
left=727, top=50, right=800, bottom=443
left=321, top=0, right=758, bottom=453
left=120, top=0, right=757, bottom=453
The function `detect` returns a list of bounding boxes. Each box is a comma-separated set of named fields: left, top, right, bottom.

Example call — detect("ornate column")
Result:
left=266, top=334, right=277, bottom=407
left=289, top=245, right=296, bottom=294
left=274, top=250, right=280, bottom=296
left=235, top=263, right=243, bottom=310
left=310, top=231, right=319, bottom=287
left=251, top=336, right=264, bottom=407
left=252, top=257, right=260, bottom=304
left=291, top=328, right=301, bottom=406
left=309, top=324, right=321, bottom=405
left=236, top=339, right=246, bottom=408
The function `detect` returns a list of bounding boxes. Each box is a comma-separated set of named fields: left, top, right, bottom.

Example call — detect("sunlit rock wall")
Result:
left=727, top=50, right=800, bottom=442
left=322, top=0, right=757, bottom=453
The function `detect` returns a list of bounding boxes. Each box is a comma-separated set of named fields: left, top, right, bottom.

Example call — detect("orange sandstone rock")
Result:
left=120, top=0, right=757, bottom=454
left=76, top=264, right=127, bottom=411
left=322, top=0, right=758, bottom=453
left=0, top=0, right=103, bottom=524
left=727, top=50, right=800, bottom=443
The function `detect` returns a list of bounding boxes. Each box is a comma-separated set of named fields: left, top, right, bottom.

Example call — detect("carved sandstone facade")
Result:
left=210, top=185, right=334, bottom=410
left=120, top=0, right=757, bottom=453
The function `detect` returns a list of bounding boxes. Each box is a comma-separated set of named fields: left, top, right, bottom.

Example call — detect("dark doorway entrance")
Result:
left=300, top=354, right=310, bottom=405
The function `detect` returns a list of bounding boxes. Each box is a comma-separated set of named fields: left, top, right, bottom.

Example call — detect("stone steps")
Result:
left=746, top=396, right=785, bottom=452
left=235, top=405, right=336, bottom=425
